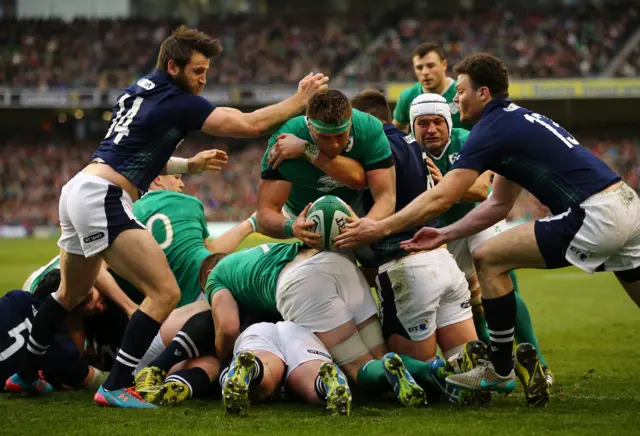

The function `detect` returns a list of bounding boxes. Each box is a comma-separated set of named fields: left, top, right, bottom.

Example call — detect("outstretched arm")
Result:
left=205, top=216, right=256, bottom=254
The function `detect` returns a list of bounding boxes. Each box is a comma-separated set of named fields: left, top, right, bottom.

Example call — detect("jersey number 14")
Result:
left=524, top=113, right=579, bottom=148
left=104, top=94, right=144, bottom=145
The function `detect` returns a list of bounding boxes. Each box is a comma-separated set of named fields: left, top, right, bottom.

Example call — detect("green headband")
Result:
left=308, top=117, right=352, bottom=134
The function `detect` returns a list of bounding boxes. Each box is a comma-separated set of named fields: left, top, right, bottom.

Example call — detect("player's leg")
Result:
left=447, top=238, right=492, bottom=345
left=96, top=228, right=181, bottom=400
left=447, top=222, right=547, bottom=399
left=136, top=307, right=213, bottom=397
left=468, top=224, right=551, bottom=370
left=280, top=322, right=352, bottom=416
left=220, top=323, right=286, bottom=415
left=9, top=177, right=104, bottom=393
left=155, top=355, right=220, bottom=406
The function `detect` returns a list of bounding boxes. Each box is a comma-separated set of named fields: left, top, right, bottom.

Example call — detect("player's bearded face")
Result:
left=454, top=74, right=483, bottom=124
left=415, top=115, right=449, bottom=152
left=309, top=128, right=351, bottom=158
left=173, top=53, right=209, bottom=95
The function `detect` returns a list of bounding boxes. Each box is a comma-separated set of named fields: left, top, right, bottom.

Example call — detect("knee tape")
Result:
left=329, top=332, right=370, bottom=366
left=358, top=321, right=385, bottom=351
left=469, top=283, right=482, bottom=307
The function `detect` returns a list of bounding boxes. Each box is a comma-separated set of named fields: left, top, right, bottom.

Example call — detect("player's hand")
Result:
left=425, top=156, right=443, bottom=184
left=334, top=217, right=382, bottom=249
left=296, top=72, right=329, bottom=103
left=187, top=149, right=229, bottom=174
left=399, top=227, right=446, bottom=252
left=293, top=203, right=322, bottom=248
left=268, top=134, right=308, bottom=168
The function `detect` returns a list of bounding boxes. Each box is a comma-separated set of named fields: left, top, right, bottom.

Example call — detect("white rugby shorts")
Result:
left=234, top=321, right=332, bottom=380
left=276, top=251, right=377, bottom=333
left=58, top=173, right=144, bottom=257
left=376, top=248, right=472, bottom=342
left=535, top=183, right=640, bottom=272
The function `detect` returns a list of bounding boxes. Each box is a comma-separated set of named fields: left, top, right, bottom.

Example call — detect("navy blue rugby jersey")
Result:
left=452, top=98, right=620, bottom=215
left=93, top=70, right=216, bottom=192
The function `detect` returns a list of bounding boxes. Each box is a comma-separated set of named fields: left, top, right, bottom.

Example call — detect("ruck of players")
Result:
left=3, top=24, right=639, bottom=417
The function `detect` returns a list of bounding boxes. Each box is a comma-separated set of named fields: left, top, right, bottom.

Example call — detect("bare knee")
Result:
left=472, top=245, right=502, bottom=277
left=252, top=351, right=285, bottom=401
left=146, top=281, right=181, bottom=312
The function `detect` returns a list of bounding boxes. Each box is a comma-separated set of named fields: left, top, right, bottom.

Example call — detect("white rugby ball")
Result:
left=307, top=195, right=353, bottom=251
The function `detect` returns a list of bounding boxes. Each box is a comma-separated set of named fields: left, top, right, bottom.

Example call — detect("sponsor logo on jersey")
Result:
left=307, top=349, right=332, bottom=359
left=448, top=102, right=459, bottom=114
left=344, top=137, right=355, bottom=153
left=503, top=103, right=520, bottom=112
left=83, top=232, right=105, bottom=244
left=569, top=245, right=592, bottom=261
left=317, top=175, right=346, bottom=192
left=136, top=78, right=156, bottom=90
left=403, top=134, right=417, bottom=144
left=448, top=152, right=458, bottom=165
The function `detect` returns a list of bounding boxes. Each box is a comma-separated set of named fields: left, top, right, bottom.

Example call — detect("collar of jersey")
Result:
left=424, top=138, right=452, bottom=161
left=422, top=77, right=455, bottom=96
left=482, top=96, right=511, bottom=118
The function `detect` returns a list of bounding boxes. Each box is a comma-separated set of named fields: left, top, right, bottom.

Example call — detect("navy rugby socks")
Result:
left=482, top=290, right=517, bottom=376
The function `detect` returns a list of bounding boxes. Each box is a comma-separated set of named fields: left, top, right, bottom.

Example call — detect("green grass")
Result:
left=1, top=238, right=639, bottom=436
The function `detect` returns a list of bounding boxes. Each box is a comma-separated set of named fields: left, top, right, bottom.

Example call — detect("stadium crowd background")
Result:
left=1, top=0, right=639, bottom=228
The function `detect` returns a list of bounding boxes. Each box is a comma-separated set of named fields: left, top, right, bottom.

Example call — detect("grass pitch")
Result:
left=0, top=237, right=639, bottom=436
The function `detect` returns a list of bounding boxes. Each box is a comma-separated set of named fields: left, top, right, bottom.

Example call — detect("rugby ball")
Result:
left=307, top=195, right=353, bottom=251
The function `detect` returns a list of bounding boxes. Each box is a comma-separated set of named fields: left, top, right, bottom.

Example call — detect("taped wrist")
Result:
left=167, top=157, right=189, bottom=174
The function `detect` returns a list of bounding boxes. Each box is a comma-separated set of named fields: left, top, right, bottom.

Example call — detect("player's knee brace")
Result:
left=179, top=310, right=215, bottom=357
left=329, top=332, right=370, bottom=366
left=358, top=321, right=385, bottom=351
left=615, top=265, right=640, bottom=283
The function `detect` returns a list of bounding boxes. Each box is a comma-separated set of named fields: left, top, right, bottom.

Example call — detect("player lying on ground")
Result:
left=336, top=53, right=640, bottom=406
left=258, top=89, right=396, bottom=249
left=220, top=321, right=352, bottom=416
left=8, top=25, right=328, bottom=408
left=2, top=275, right=108, bottom=393
left=392, top=42, right=470, bottom=131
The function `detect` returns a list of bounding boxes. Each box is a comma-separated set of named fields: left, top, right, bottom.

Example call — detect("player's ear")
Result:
left=167, top=59, right=180, bottom=77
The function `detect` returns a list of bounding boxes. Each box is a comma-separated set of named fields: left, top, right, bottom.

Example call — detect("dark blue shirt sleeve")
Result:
left=175, top=94, right=216, bottom=131
left=451, top=130, right=499, bottom=174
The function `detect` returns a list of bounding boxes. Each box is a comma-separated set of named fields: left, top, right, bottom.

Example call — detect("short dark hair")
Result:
left=453, top=53, right=509, bottom=98
left=306, top=90, right=353, bottom=124
left=198, top=252, right=228, bottom=291
left=413, top=42, right=445, bottom=61
left=156, top=25, right=223, bottom=71
left=351, top=89, right=392, bottom=123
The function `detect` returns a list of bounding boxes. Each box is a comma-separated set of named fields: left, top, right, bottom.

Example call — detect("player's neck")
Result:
left=425, top=77, right=453, bottom=96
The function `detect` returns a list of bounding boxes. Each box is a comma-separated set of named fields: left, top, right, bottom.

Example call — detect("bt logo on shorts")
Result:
left=569, top=245, right=592, bottom=261
left=408, top=320, right=429, bottom=333
left=460, top=300, right=471, bottom=309
left=83, top=232, right=105, bottom=244
left=307, top=349, right=332, bottom=360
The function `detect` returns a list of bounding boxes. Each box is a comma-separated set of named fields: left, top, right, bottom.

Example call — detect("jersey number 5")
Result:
left=0, top=319, right=32, bottom=362
left=104, top=94, right=144, bottom=145
left=524, top=113, right=579, bottom=148
left=147, top=213, right=173, bottom=249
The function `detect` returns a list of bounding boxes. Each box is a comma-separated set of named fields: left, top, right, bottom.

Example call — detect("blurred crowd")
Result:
left=2, top=135, right=639, bottom=227
left=0, top=14, right=376, bottom=88
left=2, top=2, right=638, bottom=88
left=340, top=3, right=639, bottom=83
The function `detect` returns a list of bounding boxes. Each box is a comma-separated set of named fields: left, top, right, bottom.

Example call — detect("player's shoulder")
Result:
left=0, top=290, right=37, bottom=310
left=268, top=116, right=310, bottom=145
left=352, top=109, right=383, bottom=134
left=399, top=82, right=422, bottom=100
left=149, top=190, right=203, bottom=206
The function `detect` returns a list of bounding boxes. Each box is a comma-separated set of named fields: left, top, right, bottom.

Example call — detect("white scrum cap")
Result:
left=409, top=93, right=452, bottom=138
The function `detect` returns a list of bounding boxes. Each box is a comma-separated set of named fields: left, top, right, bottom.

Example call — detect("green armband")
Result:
left=284, top=219, right=295, bottom=238
left=247, top=216, right=258, bottom=232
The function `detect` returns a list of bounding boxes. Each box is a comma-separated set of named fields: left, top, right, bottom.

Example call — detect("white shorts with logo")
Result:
left=446, top=220, right=508, bottom=280
left=276, top=252, right=378, bottom=333
left=58, top=173, right=144, bottom=257
left=535, top=183, right=640, bottom=272
left=376, top=248, right=472, bottom=341
left=234, top=321, right=332, bottom=380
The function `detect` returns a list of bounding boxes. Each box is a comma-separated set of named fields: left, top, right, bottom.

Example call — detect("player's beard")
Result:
left=174, top=72, right=199, bottom=95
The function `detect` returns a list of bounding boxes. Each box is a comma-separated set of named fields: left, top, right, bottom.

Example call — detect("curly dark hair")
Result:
left=351, top=89, right=392, bottom=123
left=453, top=53, right=509, bottom=98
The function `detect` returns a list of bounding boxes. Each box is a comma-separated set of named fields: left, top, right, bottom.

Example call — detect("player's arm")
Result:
left=94, top=261, right=138, bottom=318
left=459, top=170, right=492, bottom=202
left=205, top=216, right=256, bottom=254
left=201, top=73, right=329, bottom=138
left=268, top=134, right=366, bottom=190
left=256, top=178, right=294, bottom=239
left=438, top=174, right=522, bottom=242
left=364, top=166, right=396, bottom=220
left=209, top=289, right=240, bottom=360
